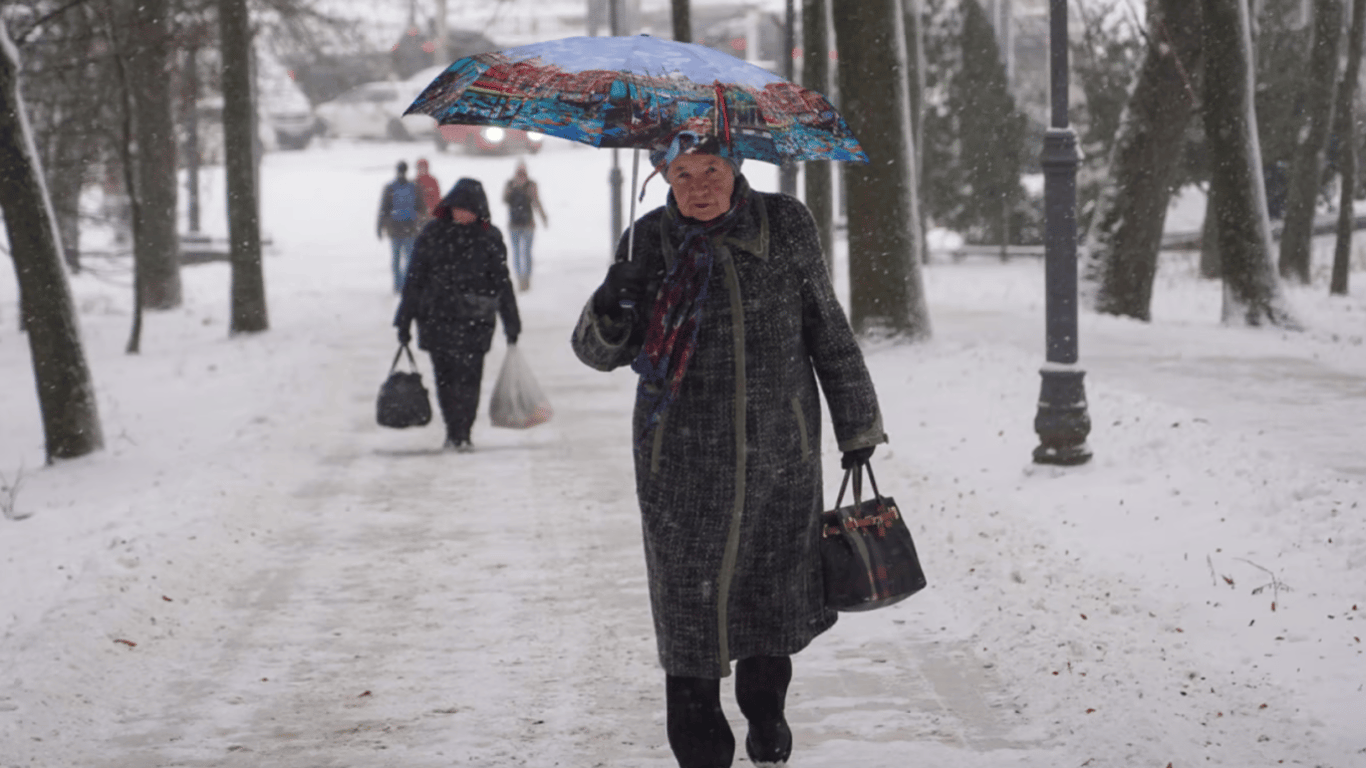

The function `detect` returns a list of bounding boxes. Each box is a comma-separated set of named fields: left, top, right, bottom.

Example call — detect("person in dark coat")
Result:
left=395, top=178, right=520, bottom=452
left=570, top=130, right=886, bottom=768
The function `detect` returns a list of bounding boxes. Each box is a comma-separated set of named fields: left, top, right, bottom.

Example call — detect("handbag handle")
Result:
left=832, top=459, right=884, bottom=512
left=390, top=343, right=419, bottom=373
left=863, top=461, right=884, bottom=501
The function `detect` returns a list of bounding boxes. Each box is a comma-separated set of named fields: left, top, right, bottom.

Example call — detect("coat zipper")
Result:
left=715, top=248, right=747, bottom=676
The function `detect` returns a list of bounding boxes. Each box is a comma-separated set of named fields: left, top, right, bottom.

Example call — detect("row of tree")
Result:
left=790, top=0, right=1366, bottom=334
left=6, top=0, right=1366, bottom=465
left=2, top=0, right=286, bottom=463
left=803, top=0, right=1366, bottom=329
left=1084, top=0, right=1365, bottom=324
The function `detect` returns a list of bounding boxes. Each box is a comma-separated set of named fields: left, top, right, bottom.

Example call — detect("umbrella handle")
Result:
left=619, top=148, right=642, bottom=309
left=627, top=147, right=639, bottom=264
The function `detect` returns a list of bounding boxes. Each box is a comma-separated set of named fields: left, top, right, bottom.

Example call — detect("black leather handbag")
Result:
left=820, top=462, right=927, bottom=612
left=376, top=344, right=432, bottom=429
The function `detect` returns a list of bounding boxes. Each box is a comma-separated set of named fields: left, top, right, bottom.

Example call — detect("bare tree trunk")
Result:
left=1278, top=0, right=1343, bottom=284
left=1331, top=0, right=1365, bottom=296
left=671, top=0, right=691, bottom=42
left=24, top=3, right=114, bottom=275
left=832, top=0, right=930, bottom=339
left=0, top=21, right=104, bottom=462
left=905, top=0, right=929, bottom=263
left=100, top=3, right=147, bottom=354
left=803, top=0, right=834, bottom=276
left=1199, top=181, right=1222, bottom=277
left=1202, top=0, right=1299, bottom=327
left=124, top=0, right=182, bottom=311
left=46, top=127, right=86, bottom=272
left=1086, top=0, right=1203, bottom=320
left=222, top=0, right=269, bottom=334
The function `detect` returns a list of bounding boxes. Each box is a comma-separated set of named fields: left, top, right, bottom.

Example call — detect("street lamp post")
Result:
left=1033, top=0, right=1092, bottom=465
left=778, top=0, right=798, bottom=196
left=608, top=0, right=624, bottom=256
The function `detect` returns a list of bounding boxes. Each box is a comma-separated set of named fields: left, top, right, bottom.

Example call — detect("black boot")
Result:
left=666, top=675, right=734, bottom=768
left=736, top=656, right=793, bottom=766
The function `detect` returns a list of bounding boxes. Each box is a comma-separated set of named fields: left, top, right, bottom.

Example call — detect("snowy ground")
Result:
left=2, top=138, right=1364, bottom=768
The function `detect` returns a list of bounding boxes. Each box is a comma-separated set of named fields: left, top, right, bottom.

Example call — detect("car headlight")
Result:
left=526, top=132, right=544, bottom=144
left=481, top=127, right=505, bottom=144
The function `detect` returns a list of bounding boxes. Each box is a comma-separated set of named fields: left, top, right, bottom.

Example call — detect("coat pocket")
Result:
left=790, top=396, right=811, bottom=463
left=457, top=292, right=500, bottom=318
left=650, top=410, right=668, bottom=475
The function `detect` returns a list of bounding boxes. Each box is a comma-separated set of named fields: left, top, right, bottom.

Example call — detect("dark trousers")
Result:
left=427, top=349, right=485, bottom=443
left=666, top=655, right=793, bottom=768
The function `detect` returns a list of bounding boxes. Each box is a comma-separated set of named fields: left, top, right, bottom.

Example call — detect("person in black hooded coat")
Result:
left=394, top=178, right=520, bottom=451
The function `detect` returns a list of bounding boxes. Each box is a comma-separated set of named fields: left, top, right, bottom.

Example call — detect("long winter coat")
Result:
left=571, top=176, right=886, bottom=678
left=395, top=181, right=520, bottom=354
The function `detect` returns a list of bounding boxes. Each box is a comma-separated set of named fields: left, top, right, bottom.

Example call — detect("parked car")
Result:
left=186, top=98, right=278, bottom=164
left=270, top=108, right=319, bottom=150
left=257, top=54, right=319, bottom=150
left=435, top=124, right=545, bottom=155
left=402, top=66, right=545, bottom=155
left=315, top=80, right=435, bottom=141
left=314, top=71, right=545, bottom=153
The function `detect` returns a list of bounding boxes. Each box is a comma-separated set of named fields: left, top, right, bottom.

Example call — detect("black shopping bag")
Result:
left=820, top=462, right=927, bottom=612
left=376, top=344, right=432, bottom=429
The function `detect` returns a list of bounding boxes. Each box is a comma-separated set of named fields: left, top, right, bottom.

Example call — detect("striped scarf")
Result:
left=630, top=191, right=749, bottom=445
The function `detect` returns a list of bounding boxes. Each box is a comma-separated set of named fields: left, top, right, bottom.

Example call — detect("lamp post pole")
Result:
left=778, top=0, right=798, bottom=196
left=608, top=0, right=624, bottom=257
left=1033, top=0, right=1092, bottom=465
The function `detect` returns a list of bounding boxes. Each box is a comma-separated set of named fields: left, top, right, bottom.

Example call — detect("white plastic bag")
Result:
left=489, top=346, right=553, bottom=429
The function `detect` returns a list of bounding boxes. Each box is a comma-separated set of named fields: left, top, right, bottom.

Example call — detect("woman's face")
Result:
left=451, top=208, right=477, bottom=224
left=665, top=153, right=735, bottom=222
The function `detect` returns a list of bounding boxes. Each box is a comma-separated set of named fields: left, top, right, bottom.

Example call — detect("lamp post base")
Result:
left=1033, top=366, right=1092, bottom=466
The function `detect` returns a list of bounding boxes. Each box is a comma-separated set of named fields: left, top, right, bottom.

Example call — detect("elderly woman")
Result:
left=571, top=131, right=887, bottom=768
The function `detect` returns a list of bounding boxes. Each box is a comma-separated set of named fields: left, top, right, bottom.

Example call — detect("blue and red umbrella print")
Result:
left=404, top=34, right=869, bottom=165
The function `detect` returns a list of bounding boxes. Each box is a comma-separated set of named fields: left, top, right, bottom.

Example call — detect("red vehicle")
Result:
left=435, top=125, right=544, bottom=155
left=400, top=67, right=545, bottom=155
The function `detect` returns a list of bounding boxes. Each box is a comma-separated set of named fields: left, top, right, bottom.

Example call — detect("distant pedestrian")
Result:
left=502, top=161, right=548, bottom=291
left=394, top=178, right=520, bottom=452
left=377, top=161, right=423, bottom=293
left=415, top=158, right=441, bottom=219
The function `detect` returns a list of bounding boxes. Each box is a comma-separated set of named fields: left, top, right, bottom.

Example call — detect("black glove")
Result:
left=841, top=445, right=876, bottom=470
left=592, top=261, right=650, bottom=317
left=397, top=325, right=411, bottom=345
left=506, top=332, right=518, bottom=345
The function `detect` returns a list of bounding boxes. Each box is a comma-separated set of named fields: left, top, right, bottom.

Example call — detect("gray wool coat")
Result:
left=571, top=177, right=887, bottom=678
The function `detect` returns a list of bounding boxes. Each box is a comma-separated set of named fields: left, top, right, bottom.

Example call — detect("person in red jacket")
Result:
left=414, top=158, right=441, bottom=219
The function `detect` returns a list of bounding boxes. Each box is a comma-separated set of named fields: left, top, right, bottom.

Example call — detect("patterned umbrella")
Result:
left=404, top=34, right=868, bottom=165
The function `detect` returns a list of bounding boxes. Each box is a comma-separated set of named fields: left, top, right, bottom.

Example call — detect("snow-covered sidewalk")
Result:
left=2, top=141, right=1363, bottom=767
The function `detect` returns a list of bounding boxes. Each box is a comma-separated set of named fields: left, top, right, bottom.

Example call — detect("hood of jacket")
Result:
left=439, top=178, right=491, bottom=221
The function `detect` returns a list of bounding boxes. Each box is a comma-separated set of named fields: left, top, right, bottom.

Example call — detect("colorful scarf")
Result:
left=630, top=188, right=749, bottom=446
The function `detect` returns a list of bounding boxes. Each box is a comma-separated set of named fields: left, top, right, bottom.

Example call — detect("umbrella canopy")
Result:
left=404, top=34, right=868, bottom=165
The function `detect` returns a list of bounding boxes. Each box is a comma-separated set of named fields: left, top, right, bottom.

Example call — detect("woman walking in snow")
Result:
left=395, top=178, right=519, bottom=452
left=502, top=161, right=548, bottom=291
left=570, top=130, right=887, bottom=768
